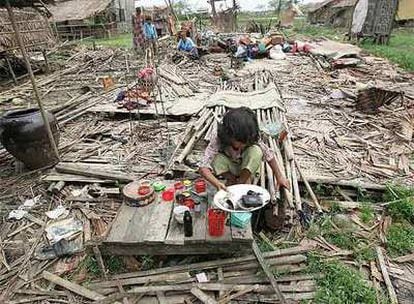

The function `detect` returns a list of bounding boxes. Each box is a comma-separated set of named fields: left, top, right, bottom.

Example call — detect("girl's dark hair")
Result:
left=218, top=107, right=259, bottom=149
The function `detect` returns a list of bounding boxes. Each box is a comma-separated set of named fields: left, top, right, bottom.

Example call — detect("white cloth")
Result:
left=352, top=0, right=368, bottom=34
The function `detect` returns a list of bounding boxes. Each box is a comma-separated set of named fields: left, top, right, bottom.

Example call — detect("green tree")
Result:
left=173, top=0, right=191, bottom=17
left=268, top=0, right=302, bottom=14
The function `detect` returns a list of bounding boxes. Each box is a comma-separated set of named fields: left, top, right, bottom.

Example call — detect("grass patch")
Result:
left=106, top=256, right=126, bottom=273
left=385, top=185, right=414, bottom=223
left=360, top=201, right=375, bottom=224
left=80, top=33, right=132, bottom=48
left=308, top=215, right=376, bottom=262
left=139, top=255, right=157, bottom=270
left=83, top=255, right=101, bottom=278
left=308, top=255, right=384, bottom=304
left=386, top=223, right=414, bottom=258
left=361, top=28, right=414, bottom=71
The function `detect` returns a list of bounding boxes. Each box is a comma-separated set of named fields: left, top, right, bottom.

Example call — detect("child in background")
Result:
left=199, top=107, right=289, bottom=191
left=143, top=15, right=158, bottom=54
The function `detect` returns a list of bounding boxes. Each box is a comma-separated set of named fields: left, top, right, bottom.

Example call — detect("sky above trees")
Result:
left=136, top=0, right=323, bottom=12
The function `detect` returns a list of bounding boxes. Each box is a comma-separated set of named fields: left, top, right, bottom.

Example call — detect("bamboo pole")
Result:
left=294, top=159, right=322, bottom=213
left=5, top=56, right=18, bottom=85
left=5, top=0, right=59, bottom=161
left=291, top=160, right=302, bottom=211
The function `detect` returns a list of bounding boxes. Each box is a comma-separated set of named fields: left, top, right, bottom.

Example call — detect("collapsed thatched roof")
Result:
left=331, top=0, right=357, bottom=9
left=0, top=7, right=54, bottom=53
left=307, top=0, right=337, bottom=13
left=46, top=0, right=112, bottom=22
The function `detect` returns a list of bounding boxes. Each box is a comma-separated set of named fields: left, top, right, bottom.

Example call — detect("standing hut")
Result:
left=47, top=0, right=135, bottom=40
left=307, top=0, right=338, bottom=24
left=0, top=6, right=55, bottom=84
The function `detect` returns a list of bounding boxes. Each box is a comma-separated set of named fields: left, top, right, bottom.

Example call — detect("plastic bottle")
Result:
left=183, top=211, right=193, bottom=237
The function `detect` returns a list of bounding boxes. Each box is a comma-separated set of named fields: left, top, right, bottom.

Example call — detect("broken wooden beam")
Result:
left=252, top=241, right=286, bottom=303
left=42, top=271, right=105, bottom=301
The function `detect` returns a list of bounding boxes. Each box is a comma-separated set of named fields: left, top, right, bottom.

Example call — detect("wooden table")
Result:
left=101, top=197, right=253, bottom=256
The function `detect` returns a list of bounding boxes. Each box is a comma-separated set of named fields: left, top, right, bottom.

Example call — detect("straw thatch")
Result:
left=0, top=7, right=55, bottom=53
left=46, top=0, right=113, bottom=22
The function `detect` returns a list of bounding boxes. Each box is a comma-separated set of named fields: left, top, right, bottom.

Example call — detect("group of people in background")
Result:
left=132, top=7, right=199, bottom=59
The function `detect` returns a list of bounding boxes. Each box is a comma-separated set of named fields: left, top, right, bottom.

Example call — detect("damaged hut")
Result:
left=0, top=7, right=55, bottom=84
left=307, top=0, right=357, bottom=27
left=47, top=0, right=134, bottom=40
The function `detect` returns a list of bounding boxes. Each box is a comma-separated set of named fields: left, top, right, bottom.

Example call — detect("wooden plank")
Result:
left=88, top=272, right=192, bottom=289
left=107, top=245, right=314, bottom=278
left=101, top=242, right=252, bottom=256
left=185, top=201, right=207, bottom=244
left=165, top=205, right=185, bottom=245
left=144, top=200, right=173, bottom=244
left=190, top=287, right=217, bottom=304
left=106, top=204, right=136, bottom=242
left=124, top=203, right=156, bottom=243
left=55, top=163, right=136, bottom=182
left=42, top=271, right=104, bottom=301
left=231, top=221, right=253, bottom=244
left=376, top=247, right=398, bottom=304
left=252, top=241, right=286, bottom=304
left=43, top=174, right=114, bottom=184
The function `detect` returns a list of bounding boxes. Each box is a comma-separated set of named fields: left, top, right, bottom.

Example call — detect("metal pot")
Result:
left=0, top=108, right=59, bottom=169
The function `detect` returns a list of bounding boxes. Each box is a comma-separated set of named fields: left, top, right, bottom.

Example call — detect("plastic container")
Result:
left=183, top=197, right=195, bottom=210
left=194, top=200, right=201, bottom=213
left=152, top=182, right=166, bottom=192
left=194, top=179, right=207, bottom=194
left=208, top=209, right=226, bottom=237
left=173, top=205, right=190, bottom=224
left=183, top=180, right=192, bottom=188
left=138, top=185, right=151, bottom=196
left=174, top=181, right=185, bottom=194
left=162, top=188, right=175, bottom=202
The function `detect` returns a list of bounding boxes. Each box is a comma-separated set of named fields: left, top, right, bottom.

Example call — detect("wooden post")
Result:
left=5, top=0, right=59, bottom=161
left=232, top=0, right=237, bottom=31
left=41, top=49, right=50, bottom=74
left=5, top=56, right=18, bottom=85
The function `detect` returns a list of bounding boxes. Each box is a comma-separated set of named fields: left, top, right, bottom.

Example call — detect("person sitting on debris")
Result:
left=177, top=31, right=199, bottom=58
left=199, top=107, right=289, bottom=191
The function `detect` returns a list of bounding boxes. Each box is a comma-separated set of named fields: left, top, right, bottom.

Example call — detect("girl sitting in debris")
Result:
left=199, top=107, right=289, bottom=191
left=177, top=30, right=199, bottom=58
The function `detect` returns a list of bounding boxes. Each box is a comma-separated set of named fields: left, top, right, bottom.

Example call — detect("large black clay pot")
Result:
left=0, top=108, right=59, bottom=169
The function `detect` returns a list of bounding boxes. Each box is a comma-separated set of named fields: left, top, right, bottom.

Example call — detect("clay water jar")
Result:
left=0, top=108, right=59, bottom=169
